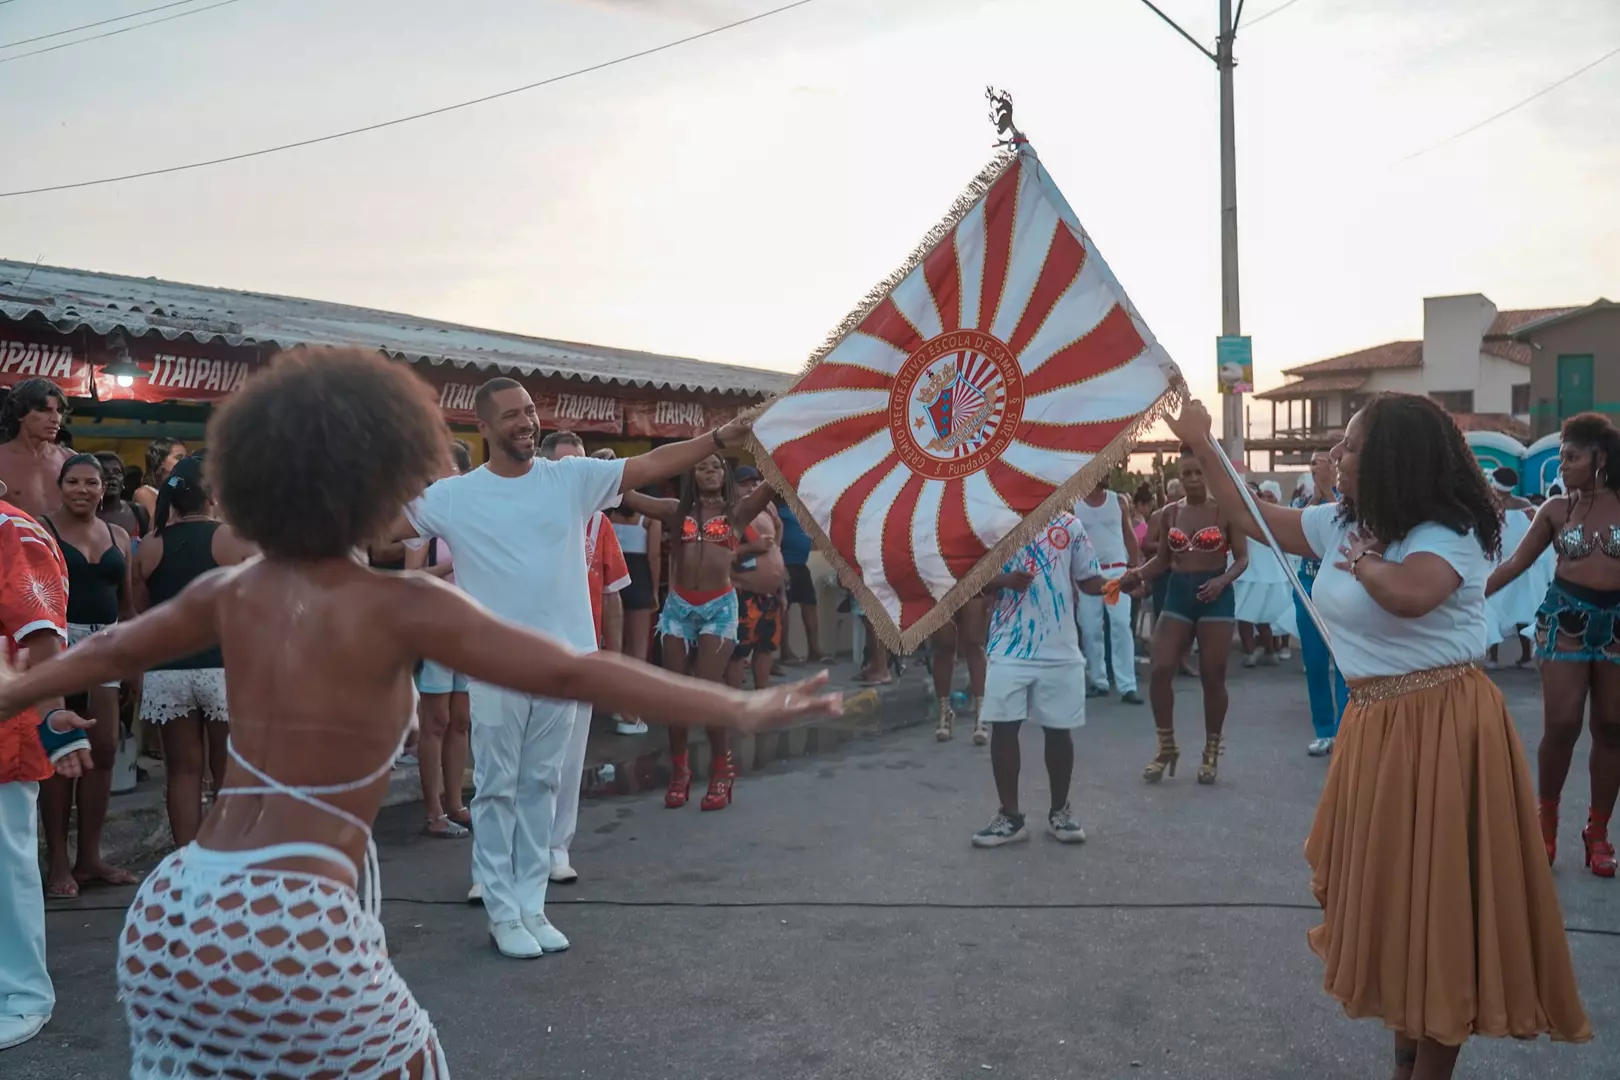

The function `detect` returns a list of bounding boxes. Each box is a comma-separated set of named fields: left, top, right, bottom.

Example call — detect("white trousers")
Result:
left=1077, top=572, right=1136, bottom=694
left=467, top=685, right=578, bottom=926
left=548, top=702, right=593, bottom=871
left=0, top=782, right=53, bottom=1020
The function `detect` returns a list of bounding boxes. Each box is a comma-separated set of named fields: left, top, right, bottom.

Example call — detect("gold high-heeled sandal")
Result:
left=1143, top=728, right=1178, bottom=782
left=1197, top=733, right=1223, bottom=784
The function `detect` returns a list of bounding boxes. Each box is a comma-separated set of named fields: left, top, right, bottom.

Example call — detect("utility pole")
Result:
left=1217, top=0, right=1243, bottom=465
left=1135, top=0, right=1247, bottom=465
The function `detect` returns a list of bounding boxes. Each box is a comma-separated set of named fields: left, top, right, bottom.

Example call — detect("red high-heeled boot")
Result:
left=700, top=752, right=736, bottom=812
left=1539, top=799, right=1559, bottom=866
left=665, top=754, right=692, bottom=809
left=1582, top=809, right=1616, bottom=878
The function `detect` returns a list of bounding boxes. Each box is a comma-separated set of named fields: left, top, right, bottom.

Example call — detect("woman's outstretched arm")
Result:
left=402, top=576, right=840, bottom=733
left=1165, top=401, right=1316, bottom=559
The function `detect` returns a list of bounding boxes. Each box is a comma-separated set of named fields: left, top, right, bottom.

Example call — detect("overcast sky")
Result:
left=2, top=0, right=1616, bottom=413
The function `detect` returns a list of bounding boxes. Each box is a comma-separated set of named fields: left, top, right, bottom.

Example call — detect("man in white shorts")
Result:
left=399, top=378, right=753, bottom=960
left=971, top=510, right=1104, bottom=848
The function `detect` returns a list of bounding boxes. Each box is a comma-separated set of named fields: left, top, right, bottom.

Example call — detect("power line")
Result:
left=0, top=0, right=248, bottom=65
left=1243, top=0, right=1307, bottom=29
left=0, top=0, right=821, bottom=199
left=1401, top=43, right=1620, bottom=162
left=1, top=0, right=207, bottom=49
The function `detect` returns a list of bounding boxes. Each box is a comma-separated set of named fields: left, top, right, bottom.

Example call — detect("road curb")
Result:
left=90, top=670, right=935, bottom=866
left=578, top=671, right=933, bottom=798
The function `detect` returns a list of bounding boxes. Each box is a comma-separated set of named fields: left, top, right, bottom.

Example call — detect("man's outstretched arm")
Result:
left=620, top=415, right=754, bottom=493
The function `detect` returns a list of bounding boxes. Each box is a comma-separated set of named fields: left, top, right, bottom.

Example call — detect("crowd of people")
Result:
left=0, top=359, right=1613, bottom=1079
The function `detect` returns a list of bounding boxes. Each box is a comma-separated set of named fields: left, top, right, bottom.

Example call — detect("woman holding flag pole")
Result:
left=1169, top=393, right=1589, bottom=1079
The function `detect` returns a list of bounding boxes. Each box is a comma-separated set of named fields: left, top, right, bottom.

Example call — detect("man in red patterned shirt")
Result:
left=0, top=484, right=94, bottom=1052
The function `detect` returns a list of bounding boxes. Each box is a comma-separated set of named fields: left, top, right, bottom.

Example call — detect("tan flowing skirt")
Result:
left=1305, top=664, right=1592, bottom=1046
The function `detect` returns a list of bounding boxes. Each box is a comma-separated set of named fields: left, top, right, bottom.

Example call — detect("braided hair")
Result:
left=1337, top=393, right=1501, bottom=559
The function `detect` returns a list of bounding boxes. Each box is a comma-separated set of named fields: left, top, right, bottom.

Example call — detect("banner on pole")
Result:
left=1216, top=335, right=1252, bottom=394
left=749, top=144, right=1182, bottom=651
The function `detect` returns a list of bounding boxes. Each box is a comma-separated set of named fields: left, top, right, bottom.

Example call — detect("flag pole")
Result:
left=1201, top=432, right=1337, bottom=658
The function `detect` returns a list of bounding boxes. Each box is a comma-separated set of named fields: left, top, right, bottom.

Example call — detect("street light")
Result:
left=100, top=333, right=147, bottom=389
left=1134, top=0, right=1249, bottom=465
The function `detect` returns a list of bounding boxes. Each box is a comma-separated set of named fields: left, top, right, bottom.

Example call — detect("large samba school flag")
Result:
left=749, top=144, right=1183, bottom=651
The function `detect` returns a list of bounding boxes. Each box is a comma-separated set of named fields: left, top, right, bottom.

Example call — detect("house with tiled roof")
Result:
left=1255, top=294, right=1591, bottom=461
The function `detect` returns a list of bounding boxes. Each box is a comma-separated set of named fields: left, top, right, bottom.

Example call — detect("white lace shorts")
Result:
left=120, top=844, right=446, bottom=1078
left=139, top=668, right=229, bottom=724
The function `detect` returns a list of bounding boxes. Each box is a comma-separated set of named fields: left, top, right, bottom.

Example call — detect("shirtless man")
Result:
left=0, top=379, right=73, bottom=520
left=728, top=466, right=787, bottom=692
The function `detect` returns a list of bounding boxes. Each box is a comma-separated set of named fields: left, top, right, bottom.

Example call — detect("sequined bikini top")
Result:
left=1554, top=522, right=1620, bottom=560
left=1167, top=525, right=1228, bottom=554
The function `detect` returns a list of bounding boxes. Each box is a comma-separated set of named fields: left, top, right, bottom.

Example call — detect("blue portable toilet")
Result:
left=1524, top=433, right=1562, bottom=496
left=1465, top=431, right=1527, bottom=487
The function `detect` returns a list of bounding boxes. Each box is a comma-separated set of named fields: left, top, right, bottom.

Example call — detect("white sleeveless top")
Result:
left=1073, top=493, right=1128, bottom=567
left=613, top=519, right=649, bottom=555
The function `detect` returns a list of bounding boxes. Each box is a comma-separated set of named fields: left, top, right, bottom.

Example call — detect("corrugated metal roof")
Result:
left=0, top=259, right=793, bottom=397
left=1253, top=374, right=1368, bottom=401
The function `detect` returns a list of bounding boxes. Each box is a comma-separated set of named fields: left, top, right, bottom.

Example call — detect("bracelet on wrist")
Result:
left=712, top=428, right=725, bottom=451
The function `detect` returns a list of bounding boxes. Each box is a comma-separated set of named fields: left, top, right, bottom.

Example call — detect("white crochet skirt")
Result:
left=118, top=844, right=447, bottom=1078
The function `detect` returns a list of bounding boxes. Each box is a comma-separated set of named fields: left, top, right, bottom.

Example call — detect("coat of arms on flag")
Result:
left=749, top=141, right=1183, bottom=652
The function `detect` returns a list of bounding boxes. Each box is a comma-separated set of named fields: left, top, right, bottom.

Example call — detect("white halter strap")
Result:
left=217, top=741, right=400, bottom=919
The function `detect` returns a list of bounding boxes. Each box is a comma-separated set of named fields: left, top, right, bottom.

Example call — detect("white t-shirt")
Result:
left=986, top=512, right=1102, bottom=663
left=1299, top=503, right=1490, bottom=680
left=406, top=458, right=625, bottom=653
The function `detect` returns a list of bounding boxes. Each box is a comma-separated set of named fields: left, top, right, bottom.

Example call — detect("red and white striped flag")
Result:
left=750, top=144, right=1182, bottom=651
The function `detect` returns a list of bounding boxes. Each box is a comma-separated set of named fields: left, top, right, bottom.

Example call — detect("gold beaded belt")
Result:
left=1346, top=662, right=1479, bottom=706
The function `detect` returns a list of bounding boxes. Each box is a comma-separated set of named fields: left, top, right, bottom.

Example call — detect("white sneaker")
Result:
left=488, top=920, right=543, bottom=959
left=1242, top=650, right=1258, bottom=668
left=521, top=913, right=570, bottom=953
left=549, top=862, right=579, bottom=885
left=466, top=881, right=483, bottom=905
left=615, top=716, right=649, bottom=735
left=0, top=1013, right=49, bottom=1051
left=1277, top=648, right=1292, bottom=661
left=1307, top=737, right=1335, bottom=757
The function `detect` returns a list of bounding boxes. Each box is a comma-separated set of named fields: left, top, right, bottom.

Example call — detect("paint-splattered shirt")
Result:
left=986, top=512, right=1101, bottom=663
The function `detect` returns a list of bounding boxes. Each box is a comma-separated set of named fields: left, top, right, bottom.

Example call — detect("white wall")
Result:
left=1422, top=294, right=1496, bottom=404
left=1475, top=352, right=1528, bottom=415
left=1363, top=368, right=1426, bottom=395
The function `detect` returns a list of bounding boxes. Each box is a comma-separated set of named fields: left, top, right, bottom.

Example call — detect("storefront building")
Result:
left=0, top=259, right=790, bottom=473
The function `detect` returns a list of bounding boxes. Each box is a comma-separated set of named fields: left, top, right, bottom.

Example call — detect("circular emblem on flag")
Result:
left=889, top=329, right=1025, bottom=480
left=1047, top=525, right=1070, bottom=550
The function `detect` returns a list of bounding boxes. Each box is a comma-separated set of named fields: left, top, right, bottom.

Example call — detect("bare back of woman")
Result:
left=0, top=351, right=838, bottom=1080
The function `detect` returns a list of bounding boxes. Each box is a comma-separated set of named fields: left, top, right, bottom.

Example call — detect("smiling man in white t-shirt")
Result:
left=972, top=511, right=1105, bottom=849
left=400, top=378, right=754, bottom=959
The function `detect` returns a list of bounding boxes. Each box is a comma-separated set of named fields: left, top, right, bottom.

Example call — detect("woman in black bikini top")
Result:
left=40, top=453, right=138, bottom=898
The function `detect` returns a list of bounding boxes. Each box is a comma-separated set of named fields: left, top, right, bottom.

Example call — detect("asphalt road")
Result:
left=12, top=661, right=1617, bottom=1079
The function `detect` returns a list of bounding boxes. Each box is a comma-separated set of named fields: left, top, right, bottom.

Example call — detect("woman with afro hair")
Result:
left=1169, top=392, right=1588, bottom=1079
left=0, top=348, right=840, bottom=1079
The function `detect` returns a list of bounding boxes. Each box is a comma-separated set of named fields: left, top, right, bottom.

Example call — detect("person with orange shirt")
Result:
left=0, top=483, right=95, bottom=1052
